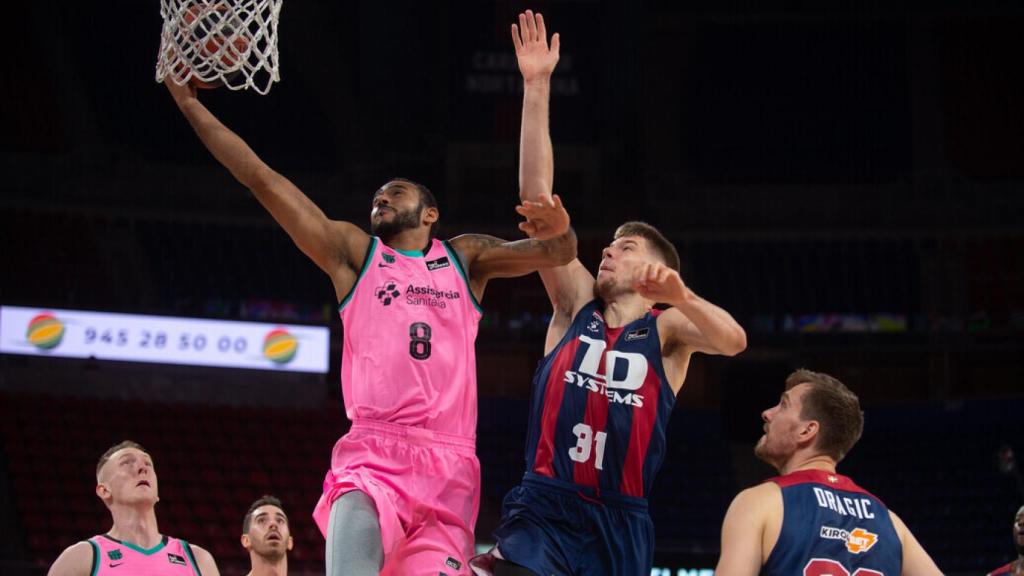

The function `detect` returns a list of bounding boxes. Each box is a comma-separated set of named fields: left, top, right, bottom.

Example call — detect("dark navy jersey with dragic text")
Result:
left=523, top=300, right=676, bottom=499
left=764, top=470, right=902, bottom=576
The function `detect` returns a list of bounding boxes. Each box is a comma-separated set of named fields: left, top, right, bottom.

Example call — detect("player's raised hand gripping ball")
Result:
left=175, top=2, right=250, bottom=89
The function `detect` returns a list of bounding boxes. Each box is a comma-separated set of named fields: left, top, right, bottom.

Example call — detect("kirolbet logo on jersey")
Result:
left=263, top=329, right=298, bottom=364
left=819, top=526, right=879, bottom=554
left=26, top=312, right=65, bottom=350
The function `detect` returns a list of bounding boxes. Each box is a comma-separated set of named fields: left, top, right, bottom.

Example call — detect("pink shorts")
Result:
left=313, top=419, right=480, bottom=576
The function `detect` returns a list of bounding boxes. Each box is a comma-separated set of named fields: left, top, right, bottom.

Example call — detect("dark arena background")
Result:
left=2, top=1, right=1023, bottom=575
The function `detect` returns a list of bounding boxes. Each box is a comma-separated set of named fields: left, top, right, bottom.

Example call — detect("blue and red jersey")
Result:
left=764, top=469, right=902, bottom=576
left=523, top=300, right=675, bottom=501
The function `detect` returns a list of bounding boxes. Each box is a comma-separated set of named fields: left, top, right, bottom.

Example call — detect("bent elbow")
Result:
left=723, top=328, right=748, bottom=357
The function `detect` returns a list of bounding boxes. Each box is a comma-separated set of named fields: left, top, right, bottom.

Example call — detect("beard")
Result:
left=253, top=541, right=287, bottom=562
left=594, top=275, right=630, bottom=301
left=753, top=436, right=771, bottom=463
left=753, top=434, right=791, bottom=472
left=371, top=206, right=422, bottom=240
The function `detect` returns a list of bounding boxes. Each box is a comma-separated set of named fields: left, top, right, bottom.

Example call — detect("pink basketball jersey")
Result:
left=88, top=534, right=201, bottom=576
left=339, top=238, right=482, bottom=436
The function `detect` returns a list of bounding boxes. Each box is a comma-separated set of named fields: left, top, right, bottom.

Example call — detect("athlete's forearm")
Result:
left=519, top=79, right=554, bottom=203
left=673, top=292, right=747, bottom=356
left=175, top=97, right=270, bottom=191
left=536, top=225, right=577, bottom=266
left=173, top=95, right=342, bottom=273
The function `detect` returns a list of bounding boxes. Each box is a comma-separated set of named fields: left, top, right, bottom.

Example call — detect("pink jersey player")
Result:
left=168, top=69, right=574, bottom=574
left=336, top=238, right=481, bottom=435
left=87, top=534, right=202, bottom=576
left=313, top=237, right=484, bottom=573
left=48, top=441, right=221, bottom=576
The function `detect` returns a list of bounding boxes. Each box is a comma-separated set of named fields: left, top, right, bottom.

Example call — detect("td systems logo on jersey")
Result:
left=819, top=526, right=879, bottom=554
left=376, top=279, right=461, bottom=309
left=563, top=335, right=647, bottom=407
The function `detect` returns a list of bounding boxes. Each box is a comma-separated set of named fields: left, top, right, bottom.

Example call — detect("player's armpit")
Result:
left=538, top=259, right=595, bottom=355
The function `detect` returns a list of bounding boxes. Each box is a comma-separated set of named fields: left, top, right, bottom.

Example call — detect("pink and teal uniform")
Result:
left=86, top=534, right=202, bottom=576
left=313, top=237, right=483, bottom=575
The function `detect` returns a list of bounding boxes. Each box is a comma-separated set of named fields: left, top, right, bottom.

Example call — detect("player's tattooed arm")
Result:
left=449, top=229, right=577, bottom=298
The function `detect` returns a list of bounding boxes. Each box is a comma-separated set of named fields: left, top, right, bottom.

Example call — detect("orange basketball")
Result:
left=180, top=2, right=250, bottom=89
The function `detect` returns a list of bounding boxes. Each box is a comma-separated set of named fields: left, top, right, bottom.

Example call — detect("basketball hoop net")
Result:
left=155, top=0, right=282, bottom=95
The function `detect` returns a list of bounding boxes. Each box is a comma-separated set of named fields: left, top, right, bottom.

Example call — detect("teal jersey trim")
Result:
left=181, top=540, right=203, bottom=576
left=114, top=535, right=168, bottom=556
left=88, top=539, right=100, bottom=576
left=338, top=237, right=378, bottom=312
left=443, top=241, right=483, bottom=314
left=393, top=246, right=426, bottom=257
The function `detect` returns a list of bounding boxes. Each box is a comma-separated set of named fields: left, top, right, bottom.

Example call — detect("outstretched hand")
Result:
left=633, top=262, right=689, bottom=305
left=512, top=10, right=560, bottom=84
left=515, top=193, right=570, bottom=241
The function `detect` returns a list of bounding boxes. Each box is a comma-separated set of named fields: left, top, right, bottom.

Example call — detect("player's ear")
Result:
left=241, top=534, right=251, bottom=550
left=422, top=206, right=439, bottom=225
left=799, top=420, right=820, bottom=446
left=286, top=536, right=294, bottom=551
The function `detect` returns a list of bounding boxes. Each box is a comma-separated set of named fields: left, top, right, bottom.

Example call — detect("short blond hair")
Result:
left=96, top=440, right=148, bottom=478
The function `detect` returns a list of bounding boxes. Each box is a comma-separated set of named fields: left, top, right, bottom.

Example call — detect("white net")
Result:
left=155, top=0, right=282, bottom=95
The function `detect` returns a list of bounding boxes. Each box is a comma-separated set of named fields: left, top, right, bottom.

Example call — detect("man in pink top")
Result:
left=48, top=440, right=220, bottom=576
left=166, top=68, right=576, bottom=573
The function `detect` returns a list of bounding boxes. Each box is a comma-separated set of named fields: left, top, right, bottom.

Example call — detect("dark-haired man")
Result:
left=472, top=11, right=747, bottom=575
left=715, top=369, right=943, bottom=576
left=242, top=495, right=292, bottom=576
left=166, top=61, right=576, bottom=574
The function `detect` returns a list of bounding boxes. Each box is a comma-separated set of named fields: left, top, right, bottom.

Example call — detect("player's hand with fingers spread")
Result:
left=164, top=76, right=198, bottom=107
left=515, top=193, right=570, bottom=241
left=512, top=10, right=560, bottom=84
left=633, top=262, right=690, bottom=305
